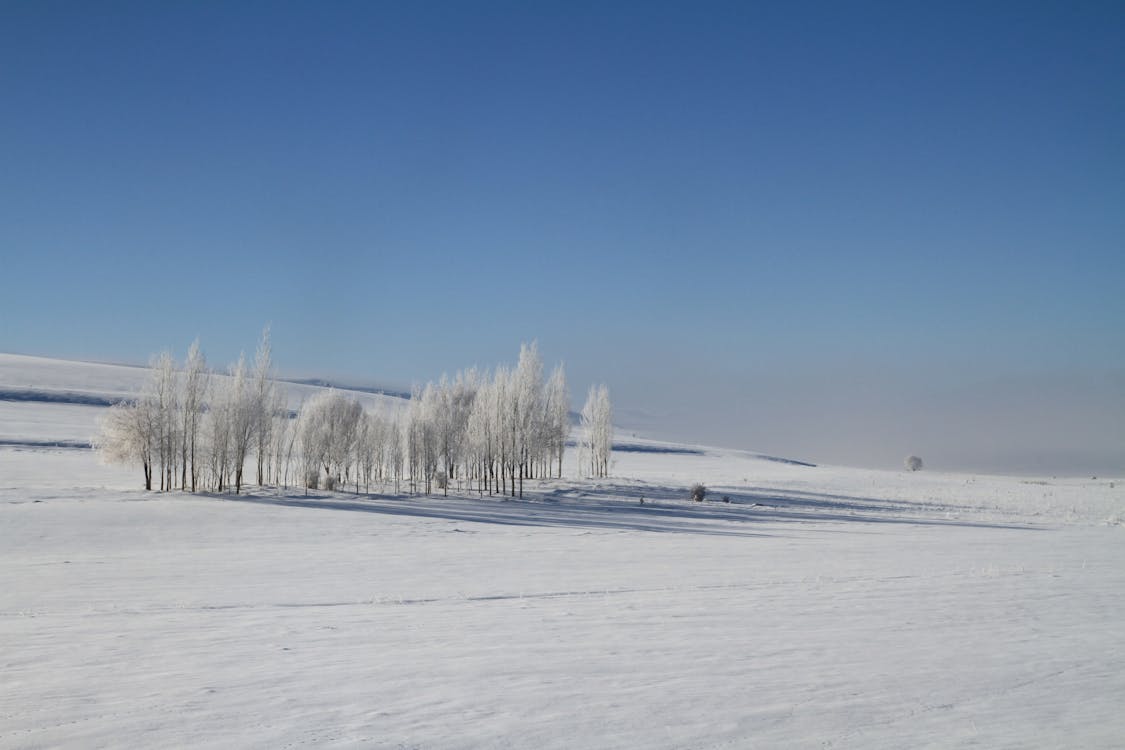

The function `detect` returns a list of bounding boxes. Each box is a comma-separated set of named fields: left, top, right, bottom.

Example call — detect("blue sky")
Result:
left=2, top=1, right=1122, bottom=472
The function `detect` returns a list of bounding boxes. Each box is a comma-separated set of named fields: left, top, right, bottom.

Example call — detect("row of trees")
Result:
left=96, top=330, right=287, bottom=493
left=98, top=337, right=613, bottom=498
left=299, top=342, right=578, bottom=498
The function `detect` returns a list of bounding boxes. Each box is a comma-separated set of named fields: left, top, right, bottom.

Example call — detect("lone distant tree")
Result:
left=905, top=455, right=923, bottom=472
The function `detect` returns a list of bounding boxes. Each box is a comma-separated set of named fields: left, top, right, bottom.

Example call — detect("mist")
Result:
left=614, top=367, right=1125, bottom=476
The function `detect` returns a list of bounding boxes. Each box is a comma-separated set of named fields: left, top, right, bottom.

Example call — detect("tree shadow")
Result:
left=221, top=490, right=771, bottom=538
left=563, top=481, right=1036, bottom=531
left=217, top=478, right=1037, bottom=538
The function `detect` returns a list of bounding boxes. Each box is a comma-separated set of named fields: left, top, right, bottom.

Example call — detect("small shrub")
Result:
left=691, top=483, right=707, bottom=502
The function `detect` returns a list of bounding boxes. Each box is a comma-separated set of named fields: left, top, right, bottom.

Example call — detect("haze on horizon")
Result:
left=2, top=2, right=1122, bottom=475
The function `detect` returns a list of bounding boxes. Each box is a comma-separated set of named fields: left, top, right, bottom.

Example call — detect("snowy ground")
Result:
left=2, top=356, right=1124, bottom=748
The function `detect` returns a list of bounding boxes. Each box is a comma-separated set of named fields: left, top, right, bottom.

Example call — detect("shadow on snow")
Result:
left=213, top=480, right=1036, bottom=538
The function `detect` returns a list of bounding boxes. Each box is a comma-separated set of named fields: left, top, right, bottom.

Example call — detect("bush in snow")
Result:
left=691, top=483, right=707, bottom=502
left=905, top=455, right=923, bottom=472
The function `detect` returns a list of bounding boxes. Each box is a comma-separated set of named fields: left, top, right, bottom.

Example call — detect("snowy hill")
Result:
left=1, top=353, right=1124, bottom=748
left=0, top=352, right=407, bottom=411
left=0, top=352, right=407, bottom=451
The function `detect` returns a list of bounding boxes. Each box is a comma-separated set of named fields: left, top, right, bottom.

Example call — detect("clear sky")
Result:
left=2, top=1, right=1122, bottom=474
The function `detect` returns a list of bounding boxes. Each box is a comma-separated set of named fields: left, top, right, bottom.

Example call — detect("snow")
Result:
left=2, top=355, right=1124, bottom=748
left=0, top=353, right=406, bottom=416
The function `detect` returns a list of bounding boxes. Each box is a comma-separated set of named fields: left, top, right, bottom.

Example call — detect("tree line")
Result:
left=96, top=330, right=285, bottom=493
left=97, top=334, right=613, bottom=497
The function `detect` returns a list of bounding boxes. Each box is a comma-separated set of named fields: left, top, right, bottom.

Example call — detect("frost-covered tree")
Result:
left=275, top=395, right=301, bottom=489
left=96, top=331, right=288, bottom=495
left=96, top=400, right=155, bottom=490
left=512, top=342, right=544, bottom=497
left=495, top=365, right=516, bottom=495
left=204, top=339, right=580, bottom=500
left=299, top=389, right=363, bottom=491
left=905, top=455, right=923, bottom=472
left=391, top=344, right=574, bottom=498
left=387, top=413, right=405, bottom=494
left=227, top=354, right=258, bottom=494
left=181, top=340, right=208, bottom=492
left=149, top=351, right=181, bottom=492
left=354, top=412, right=384, bottom=494
left=97, top=351, right=179, bottom=492
left=407, top=383, right=441, bottom=494
left=466, top=371, right=496, bottom=495
left=95, top=335, right=599, bottom=501
left=204, top=367, right=234, bottom=492
left=543, top=363, right=569, bottom=479
left=252, top=326, right=276, bottom=486
left=299, top=394, right=331, bottom=490
left=426, top=370, right=479, bottom=496
left=266, top=386, right=290, bottom=486
left=580, top=384, right=612, bottom=478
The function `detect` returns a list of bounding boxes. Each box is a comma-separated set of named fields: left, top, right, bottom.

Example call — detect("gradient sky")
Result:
left=2, top=1, right=1123, bottom=474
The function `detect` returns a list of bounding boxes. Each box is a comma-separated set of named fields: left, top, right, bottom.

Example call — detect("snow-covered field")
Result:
left=2, top=355, right=1124, bottom=748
